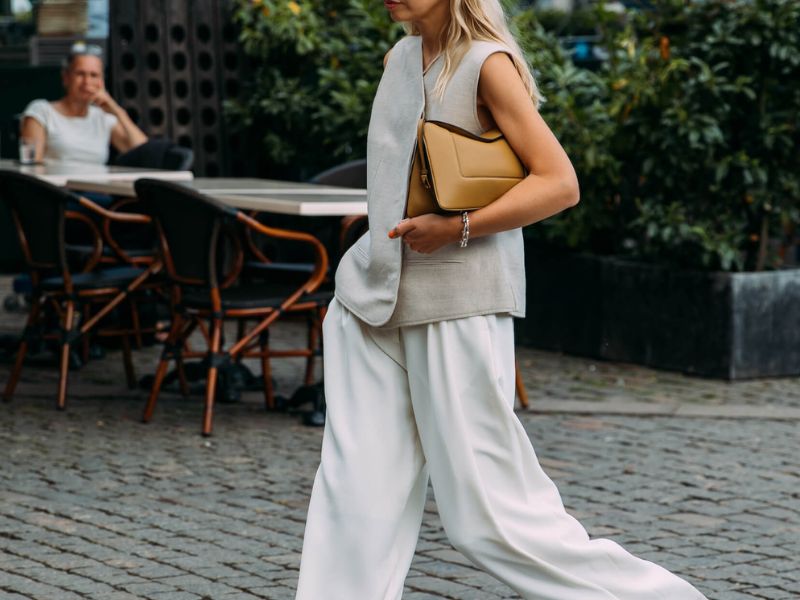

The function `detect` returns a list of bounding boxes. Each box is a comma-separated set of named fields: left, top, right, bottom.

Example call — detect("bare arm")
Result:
left=109, top=108, right=148, bottom=153
left=467, top=51, right=580, bottom=239
left=391, top=51, right=580, bottom=252
left=20, top=117, right=47, bottom=162
left=90, top=88, right=148, bottom=153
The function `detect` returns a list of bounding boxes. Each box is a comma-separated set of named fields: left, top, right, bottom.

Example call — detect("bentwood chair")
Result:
left=133, top=179, right=332, bottom=436
left=0, top=170, right=161, bottom=409
left=69, top=140, right=196, bottom=345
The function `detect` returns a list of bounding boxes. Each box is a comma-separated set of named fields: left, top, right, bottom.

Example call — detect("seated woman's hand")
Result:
left=88, top=88, right=122, bottom=117
left=388, top=213, right=463, bottom=254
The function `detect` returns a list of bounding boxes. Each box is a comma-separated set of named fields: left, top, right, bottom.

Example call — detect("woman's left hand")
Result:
left=388, top=213, right=462, bottom=254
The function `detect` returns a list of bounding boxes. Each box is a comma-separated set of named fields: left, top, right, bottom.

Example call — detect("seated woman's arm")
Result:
left=90, top=88, right=148, bottom=154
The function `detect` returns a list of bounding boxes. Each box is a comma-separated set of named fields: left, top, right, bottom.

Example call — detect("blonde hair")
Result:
left=401, top=0, right=544, bottom=109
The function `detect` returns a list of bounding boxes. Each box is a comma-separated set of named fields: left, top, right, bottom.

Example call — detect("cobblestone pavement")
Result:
left=1, top=279, right=799, bottom=600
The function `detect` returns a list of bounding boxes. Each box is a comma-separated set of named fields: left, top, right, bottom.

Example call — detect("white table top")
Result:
left=0, top=159, right=194, bottom=187
left=65, top=177, right=368, bottom=216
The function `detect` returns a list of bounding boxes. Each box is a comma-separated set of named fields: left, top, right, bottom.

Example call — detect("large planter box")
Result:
left=518, top=243, right=800, bottom=379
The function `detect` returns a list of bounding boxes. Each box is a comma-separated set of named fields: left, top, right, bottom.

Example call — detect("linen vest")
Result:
left=334, top=35, right=526, bottom=328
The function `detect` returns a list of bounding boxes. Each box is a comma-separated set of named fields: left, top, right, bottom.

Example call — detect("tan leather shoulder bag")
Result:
left=406, top=117, right=527, bottom=218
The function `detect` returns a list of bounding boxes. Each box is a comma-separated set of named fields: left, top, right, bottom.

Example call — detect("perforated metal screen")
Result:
left=108, top=0, right=245, bottom=176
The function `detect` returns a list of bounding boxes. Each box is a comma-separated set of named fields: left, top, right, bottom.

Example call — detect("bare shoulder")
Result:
left=383, top=48, right=392, bottom=68
left=480, top=50, right=519, bottom=87
left=476, top=49, right=521, bottom=112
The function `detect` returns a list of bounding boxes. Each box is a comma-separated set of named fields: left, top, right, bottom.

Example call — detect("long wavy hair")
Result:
left=401, top=0, right=544, bottom=108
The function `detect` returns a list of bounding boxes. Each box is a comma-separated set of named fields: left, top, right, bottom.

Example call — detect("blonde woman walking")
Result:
left=295, top=1, right=709, bottom=598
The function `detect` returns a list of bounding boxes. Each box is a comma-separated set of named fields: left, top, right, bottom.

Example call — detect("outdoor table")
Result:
left=64, top=177, right=367, bottom=216
left=0, top=159, right=194, bottom=187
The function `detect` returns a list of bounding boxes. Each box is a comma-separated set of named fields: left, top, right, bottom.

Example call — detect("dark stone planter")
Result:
left=518, top=242, right=800, bottom=380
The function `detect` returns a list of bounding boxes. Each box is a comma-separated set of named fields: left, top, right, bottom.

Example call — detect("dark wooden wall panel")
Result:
left=141, top=0, right=170, bottom=139
left=109, top=2, right=145, bottom=128
left=165, top=2, right=193, bottom=152
left=108, top=0, right=244, bottom=176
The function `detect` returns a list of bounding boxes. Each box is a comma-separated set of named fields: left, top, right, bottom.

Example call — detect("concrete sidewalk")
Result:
left=1, top=283, right=798, bottom=600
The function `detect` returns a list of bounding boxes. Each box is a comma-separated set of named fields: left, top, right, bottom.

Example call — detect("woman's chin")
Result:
left=386, top=8, right=409, bottom=21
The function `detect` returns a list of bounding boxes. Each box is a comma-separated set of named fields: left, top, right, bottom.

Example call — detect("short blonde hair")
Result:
left=401, top=0, right=544, bottom=108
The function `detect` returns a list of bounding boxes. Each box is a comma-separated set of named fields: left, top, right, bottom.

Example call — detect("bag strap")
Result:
left=416, top=116, right=432, bottom=190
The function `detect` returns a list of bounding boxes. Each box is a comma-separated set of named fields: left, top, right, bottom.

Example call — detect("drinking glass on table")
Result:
left=18, top=137, right=38, bottom=165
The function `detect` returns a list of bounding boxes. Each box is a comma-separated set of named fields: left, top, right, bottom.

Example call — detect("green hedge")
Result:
left=226, top=0, right=401, bottom=181
left=592, top=0, right=800, bottom=271
left=226, top=0, right=800, bottom=272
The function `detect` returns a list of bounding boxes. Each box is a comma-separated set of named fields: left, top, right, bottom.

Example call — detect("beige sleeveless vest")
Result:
left=334, top=35, right=526, bottom=328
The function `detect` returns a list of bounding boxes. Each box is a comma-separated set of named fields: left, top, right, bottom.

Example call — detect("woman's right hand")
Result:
left=389, top=213, right=463, bottom=254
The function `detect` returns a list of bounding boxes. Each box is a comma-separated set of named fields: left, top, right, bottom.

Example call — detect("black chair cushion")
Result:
left=66, top=244, right=155, bottom=259
left=242, top=261, right=332, bottom=288
left=40, top=266, right=146, bottom=291
left=114, top=139, right=194, bottom=171
left=245, top=261, right=318, bottom=275
left=181, top=284, right=333, bottom=311
left=12, top=274, right=32, bottom=295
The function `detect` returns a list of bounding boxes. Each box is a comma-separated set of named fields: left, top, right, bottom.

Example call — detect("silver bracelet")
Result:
left=459, top=211, right=470, bottom=248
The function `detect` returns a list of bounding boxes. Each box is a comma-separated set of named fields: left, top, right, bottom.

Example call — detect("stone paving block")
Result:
left=748, top=588, right=797, bottom=600
left=128, top=563, right=189, bottom=579
left=405, top=575, right=485, bottom=597
left=69, top=565, right=151, bottom=586
left=219, top=575, right=281, bottom=589
left=716, top=591, right=767, bottom=600
left=120, top=581, right=181, bottom=596
left=0, top=572, right=85, bottom=599
left=424, top=549, right=474, bottom=567
left=218, top=593, right=268, bottom=600
left=155, top=573, right=244, bottom=596
left=246, top=586, right=297, bottom=600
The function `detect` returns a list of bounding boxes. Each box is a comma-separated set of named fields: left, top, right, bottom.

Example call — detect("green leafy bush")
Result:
left=508, top=6, right=623, bottom=255
left=227, top=0, right=402, bottom=181
left=595, top=0, right=800, bottom=271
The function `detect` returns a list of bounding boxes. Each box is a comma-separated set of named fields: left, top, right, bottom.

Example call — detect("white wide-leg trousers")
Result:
left=295, top=297, right=707, bottom=600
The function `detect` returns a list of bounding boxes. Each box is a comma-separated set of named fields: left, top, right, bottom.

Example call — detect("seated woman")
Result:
left=21, top=42, right=147, bottom=164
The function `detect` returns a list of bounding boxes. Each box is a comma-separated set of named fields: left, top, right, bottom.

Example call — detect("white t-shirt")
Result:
left=23, top=99, right=118, bottom=165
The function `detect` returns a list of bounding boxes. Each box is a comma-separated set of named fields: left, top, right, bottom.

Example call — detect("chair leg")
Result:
left=175, top=352, right=190, bottom=397
left=81, top=304, right=91, bottom=364
left=57, top=300, right=76, bottom=411
left=515, top=360, right=529, bottom=410
left=130, top=298, right=143, bottom=349
left=202, top=318, right=223, bottom=436
left=142, top=315, right=184, bottom=423
left=2, top=299, right=41, bottom=403
left=303, top=312, right=318, bottom=386
left=121, top=334, right=136, bottom=389
left=260, top=330, right=274, bottom=410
